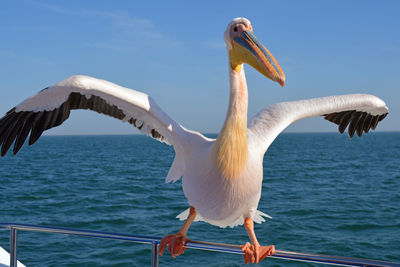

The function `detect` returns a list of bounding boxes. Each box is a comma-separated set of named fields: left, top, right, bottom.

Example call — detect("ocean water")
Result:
left=0, top=133, right=399, bottom=266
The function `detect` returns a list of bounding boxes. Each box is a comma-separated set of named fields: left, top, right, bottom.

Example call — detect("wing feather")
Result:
left=338, top=111, right=353, bottom=133
left=248, top=94, right=388, bottom=155
left=0, top=75, right=189, bottom=156
left=13, top=112, right=35, bottom=155
left=1, top=112, right=26, bottom=156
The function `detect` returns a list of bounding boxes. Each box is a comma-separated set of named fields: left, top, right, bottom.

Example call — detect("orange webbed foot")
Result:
left=159, top=233, right=189, bottom=258
left=241, top=242, right=275, bottom=264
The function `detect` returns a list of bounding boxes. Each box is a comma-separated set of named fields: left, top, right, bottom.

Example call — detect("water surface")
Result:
left=0, top=133, right=399, bottom=266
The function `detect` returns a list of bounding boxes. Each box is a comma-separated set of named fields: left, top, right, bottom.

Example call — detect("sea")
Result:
left=0, top=133, right=399, bottom=266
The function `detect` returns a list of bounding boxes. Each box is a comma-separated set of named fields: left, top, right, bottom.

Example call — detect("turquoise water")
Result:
left=0, top=133, right=399, bottom=266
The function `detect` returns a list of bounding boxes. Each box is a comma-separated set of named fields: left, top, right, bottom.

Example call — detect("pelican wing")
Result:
left=248, top=94, right=388, bottom=154
left=0, top=75, right=189, bottom=157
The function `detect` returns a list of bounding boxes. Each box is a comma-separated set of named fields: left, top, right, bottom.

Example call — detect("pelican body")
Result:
left=0, top=18, right=388, bottom=264
left=181, top=129, right=266, bottom=227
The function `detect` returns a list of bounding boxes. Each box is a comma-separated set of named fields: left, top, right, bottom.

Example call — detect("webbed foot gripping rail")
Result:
left=0, top=223, right=398, bottom=267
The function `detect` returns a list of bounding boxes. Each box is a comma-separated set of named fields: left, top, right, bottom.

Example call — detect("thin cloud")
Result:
left=30, top=1, right=182, bottom=50
left=29, top=0, right=73, bottom=15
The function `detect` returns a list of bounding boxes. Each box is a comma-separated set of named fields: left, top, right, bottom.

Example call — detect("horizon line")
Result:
left=42, top=130, right=400, bottom=137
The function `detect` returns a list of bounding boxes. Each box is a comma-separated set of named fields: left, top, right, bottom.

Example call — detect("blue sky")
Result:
left=1, top=0, right=399, bottom=135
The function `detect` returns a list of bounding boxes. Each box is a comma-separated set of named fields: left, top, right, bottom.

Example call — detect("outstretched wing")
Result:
left=248, top=94, right=388, bottom=154
left=0, top=75, right=189, bottom=156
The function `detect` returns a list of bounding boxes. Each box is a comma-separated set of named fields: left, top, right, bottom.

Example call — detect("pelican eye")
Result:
left=233, top=26, right=238, bottom=32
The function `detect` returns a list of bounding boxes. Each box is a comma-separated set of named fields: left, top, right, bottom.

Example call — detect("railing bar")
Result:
left=1, top=224, right=159, bottom=244
left=1, top=223, right=399, bottom=267
left=8, top=224, right=155, bottom=239
left=10, top=227, right=17, bottom=267
left=189, top=240, right=241, bottom=249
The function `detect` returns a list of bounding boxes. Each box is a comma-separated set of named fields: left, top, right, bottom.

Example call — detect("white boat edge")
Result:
left=0, top=247, right=25, bottom=267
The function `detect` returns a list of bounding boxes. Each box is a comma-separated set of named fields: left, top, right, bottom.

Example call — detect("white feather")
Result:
left=248, top=94, right=389, bottom=155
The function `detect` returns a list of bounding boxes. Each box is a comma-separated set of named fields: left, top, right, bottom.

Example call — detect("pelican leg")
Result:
left=241, top=218, right=275, bottom=264
left=159, top=206, right=197, bottom=258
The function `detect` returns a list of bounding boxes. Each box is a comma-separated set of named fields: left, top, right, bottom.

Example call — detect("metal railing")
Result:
left=0, top=223, right=399, bottom=267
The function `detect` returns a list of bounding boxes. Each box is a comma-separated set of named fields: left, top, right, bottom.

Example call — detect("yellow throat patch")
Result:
left=213, top=115, right=248, bottom=179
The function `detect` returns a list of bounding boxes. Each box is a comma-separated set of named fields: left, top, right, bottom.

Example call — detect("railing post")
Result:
left=151, top=242, right=159, bottom=267
left=10, top=227, right=17, bottom=267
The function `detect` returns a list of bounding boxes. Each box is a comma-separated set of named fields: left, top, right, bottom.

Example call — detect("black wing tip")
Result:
left=0, top=110, right=41, bottom=157
left=324, top=111, right=389, bottom=139
left=379, top=112, right=388, bottom=121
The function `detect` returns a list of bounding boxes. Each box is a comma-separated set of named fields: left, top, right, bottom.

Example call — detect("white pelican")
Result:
left=0, top=17, right=388, bottom=264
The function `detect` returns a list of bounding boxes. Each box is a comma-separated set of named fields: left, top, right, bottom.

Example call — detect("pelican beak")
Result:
left=231, top=30, right=285, bottom=87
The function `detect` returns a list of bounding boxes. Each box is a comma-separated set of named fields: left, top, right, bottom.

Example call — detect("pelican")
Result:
left=0, top=17, right=388, bottom=264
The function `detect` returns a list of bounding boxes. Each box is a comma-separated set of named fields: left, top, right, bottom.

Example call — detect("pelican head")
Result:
left=224, top=17, right=285, bottom=86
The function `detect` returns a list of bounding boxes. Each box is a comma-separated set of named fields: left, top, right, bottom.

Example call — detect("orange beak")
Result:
left=231, top=30, right=285, bottom=87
